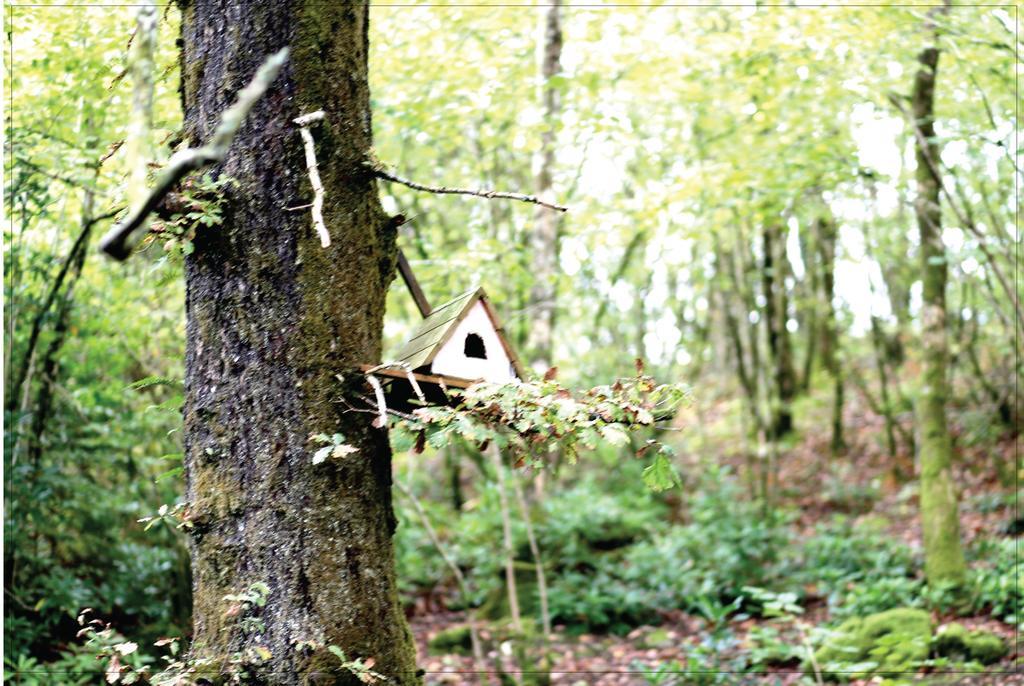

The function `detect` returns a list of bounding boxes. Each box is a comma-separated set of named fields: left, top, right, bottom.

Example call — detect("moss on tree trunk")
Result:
left=179, top=1, right=419, bottom=682
left=911, top=38, right=967, bottom=587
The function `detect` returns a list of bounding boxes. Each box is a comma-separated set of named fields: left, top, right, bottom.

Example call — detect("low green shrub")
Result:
left=967, top=537, right=1021, bottom=626
left=613, top=471, right=791, bottom=613
left=790, top=518, right=918, bottom=604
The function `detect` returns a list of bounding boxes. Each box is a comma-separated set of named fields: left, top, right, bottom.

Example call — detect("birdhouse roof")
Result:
left=391, top=286, right=526, bottom=378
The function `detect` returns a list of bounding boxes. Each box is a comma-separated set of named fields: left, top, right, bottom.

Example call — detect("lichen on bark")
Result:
left=178, top=1, right=419, bottom=683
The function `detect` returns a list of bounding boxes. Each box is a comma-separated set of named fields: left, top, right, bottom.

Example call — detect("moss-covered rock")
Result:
left=965, top=631, right=1008, bottom=664
left=934, top=623, right=1008, bottom=665
left=812, top=608, right=932, bottom=679
left=641, top=628, right=673, bottom=649
left=428, top=625, right=474, bottom=656
left=933, top=622, right=971, bottom=658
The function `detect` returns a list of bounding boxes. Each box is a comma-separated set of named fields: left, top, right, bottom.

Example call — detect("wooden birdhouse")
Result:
left=361, top=255, right=526, bottom=411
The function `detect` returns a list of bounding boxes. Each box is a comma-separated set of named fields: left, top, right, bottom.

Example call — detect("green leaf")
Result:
left=599, top=424, right=630, bottom=447
left=642, top=453, right=681, bottom=492
left=312, top=446, right=332, bottom=465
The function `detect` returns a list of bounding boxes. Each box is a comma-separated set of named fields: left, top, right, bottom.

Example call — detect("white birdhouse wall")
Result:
left=431, top=301, right=517, bottom=383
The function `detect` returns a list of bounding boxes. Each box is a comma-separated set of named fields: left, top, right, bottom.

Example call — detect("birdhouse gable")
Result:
left=432, top=300, right=516, bottom=382
left=390, top=287, right=525, bottom=384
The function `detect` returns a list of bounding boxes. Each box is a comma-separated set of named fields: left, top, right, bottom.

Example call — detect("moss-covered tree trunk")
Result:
left=911, top=36, right=967, bottom=586
left=179, top=1, right=419, bottom=682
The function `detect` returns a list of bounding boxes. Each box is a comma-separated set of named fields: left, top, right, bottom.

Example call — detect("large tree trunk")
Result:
left=911, top=29, right=967, bottom=587
left=179, top=1, right=419, bottom=683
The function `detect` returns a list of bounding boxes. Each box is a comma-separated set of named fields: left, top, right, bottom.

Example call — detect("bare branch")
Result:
left=99, top=48, right=290, bottom=260
left=371, top=162, right=568, bottom=213
left=292, top=110, right=330, bottom=248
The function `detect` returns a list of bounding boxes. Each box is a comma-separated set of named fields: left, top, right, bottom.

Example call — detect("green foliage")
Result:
left=746, top=624, right=805, bottom=669
left=146, top=173, right=235, bottom=259
left=396, top=468, right=793, bottom=634
left=7, top=0, right=1021, bottom=677
left=309, top=432, right=359, bottom=465
left=326, top=646, right=386, bottom=684
left=637, top=632, right=752, bottom=686
left=610, top=471, right=790, bottom=614
left=967, top=537, right=1022, bottom=626
left=399, top=370, right=688, bottom=489
left=223, top=581, right=270, bottom=636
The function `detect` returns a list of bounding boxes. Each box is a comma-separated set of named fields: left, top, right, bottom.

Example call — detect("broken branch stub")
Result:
left=99, top=47, right=290, bottom=260
left=292, top=110, right=330, bottom=248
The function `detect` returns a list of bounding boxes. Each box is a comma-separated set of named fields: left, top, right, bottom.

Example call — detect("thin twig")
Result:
left=99, top=48, right=289, bottom=260
left=293, top=110, right=330, bottom=248
left=394, top=480, right=488, bottom=681
left=371, top=164, right=568, bottom=213
left=344, top=394, right=418, bottom=422
left=511, top=473, right=552, bottom=638
left=887, top=92, right=1024, bottom=332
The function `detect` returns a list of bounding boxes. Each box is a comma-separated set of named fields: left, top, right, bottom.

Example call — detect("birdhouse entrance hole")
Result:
left=464, top=333, right=487, bottom=359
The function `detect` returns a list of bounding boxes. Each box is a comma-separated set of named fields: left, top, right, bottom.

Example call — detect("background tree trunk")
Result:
left=527, top=0, right=563, bottom=371
left=179, top=1, right=419, bottom=682
left=911, top=30, right=967, bottom=586
left=814, top=211, right=844, bottom=455
left=762, top=222, right=796, bottom=439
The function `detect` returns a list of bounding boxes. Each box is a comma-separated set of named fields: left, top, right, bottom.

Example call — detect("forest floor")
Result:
left=410, top=610, right=1019, bottom=685
left=408, top=398, right=1021, bottom=686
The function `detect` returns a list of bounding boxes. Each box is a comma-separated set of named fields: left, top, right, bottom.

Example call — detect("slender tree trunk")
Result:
left=527, top=0, right=563, bottom=370
left=869, top=316, right=900, bottom=461
left=126, top=1, right=156, bottom=212
left=444, top=446, right=464, bottom=512
left=911, top=22, right=967, bottom=586
left=179, top=2, right=418, bottom=682
left=814, top=212, right=844, bottom=455
left=27, top=186, right=94, bottom=468
left=762, top=223, right=796, bottom=439
left=489, top=445, right=522, bottom=632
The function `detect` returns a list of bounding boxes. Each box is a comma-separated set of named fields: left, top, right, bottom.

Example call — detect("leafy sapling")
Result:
left=75, top=609, right=150, bottom=685
left=292, top=641, right=387, bottom=684
left=743, top=586, right=824, bottom=686
left=137, top=502, right=193, bottom=531
left=146, top=173, right=236, bottom=258
left=223, top=581, right=271, bottom=635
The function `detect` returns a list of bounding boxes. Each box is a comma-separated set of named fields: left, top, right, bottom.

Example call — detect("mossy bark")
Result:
left=911, top=38, right=967, bottom=587
left=179, top=1, right=419, bottom=683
